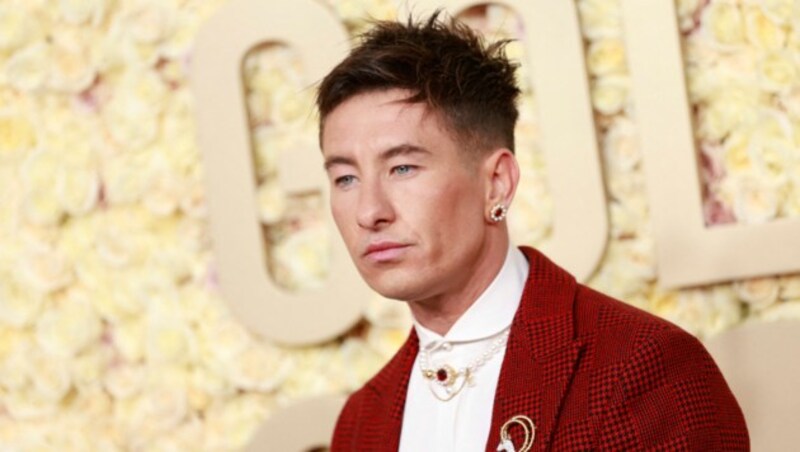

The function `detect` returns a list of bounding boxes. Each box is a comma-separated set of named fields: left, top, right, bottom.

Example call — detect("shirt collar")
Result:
left=413, top=245, right=530, bottom=347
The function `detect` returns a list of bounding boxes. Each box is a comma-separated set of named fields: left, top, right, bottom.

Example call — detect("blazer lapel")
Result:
left=486, top=247, right=585, bottom=451
left=361, top=329, right=419, bottom=451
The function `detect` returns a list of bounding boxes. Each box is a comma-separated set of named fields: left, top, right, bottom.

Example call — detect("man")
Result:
left=317, top=12, right=748, bottom=452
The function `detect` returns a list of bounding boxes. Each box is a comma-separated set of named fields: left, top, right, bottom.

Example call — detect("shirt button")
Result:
left=440, top=341, right=452, bottom=351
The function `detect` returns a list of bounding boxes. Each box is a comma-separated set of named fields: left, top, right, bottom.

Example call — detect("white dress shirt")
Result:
left=398, top=246, right=530, bottom=452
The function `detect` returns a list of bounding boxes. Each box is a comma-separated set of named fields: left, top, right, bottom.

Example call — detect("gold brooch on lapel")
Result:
left=496, top=415, right=535, bottom=452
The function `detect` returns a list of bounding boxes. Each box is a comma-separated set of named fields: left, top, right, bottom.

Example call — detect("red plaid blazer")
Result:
left=332, top=246, right=749, bottom=451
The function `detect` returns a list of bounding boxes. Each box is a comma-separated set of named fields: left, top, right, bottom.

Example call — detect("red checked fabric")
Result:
left=331, top=247, right=749, bottom=451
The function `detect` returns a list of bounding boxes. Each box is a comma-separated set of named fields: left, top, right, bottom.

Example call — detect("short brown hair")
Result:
left=316, top=11, right=521, bottom=153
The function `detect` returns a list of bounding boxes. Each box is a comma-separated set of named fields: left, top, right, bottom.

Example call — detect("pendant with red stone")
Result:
left=423, top=364, right=457, bottom=387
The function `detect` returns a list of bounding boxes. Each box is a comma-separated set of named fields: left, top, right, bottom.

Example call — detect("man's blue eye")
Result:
left=393, top=165, right=414, bottom=175
left=335, top=175, right=356, bottom=187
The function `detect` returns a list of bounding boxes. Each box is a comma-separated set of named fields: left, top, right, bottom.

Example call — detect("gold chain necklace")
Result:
left=418, top=328, right=510, bottom=401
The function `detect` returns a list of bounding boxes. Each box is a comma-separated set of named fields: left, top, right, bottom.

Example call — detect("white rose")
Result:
left=15, top=247, right=73, bottom=293
left=778, top=274, right=800, bottom=300
left=591, top=74, right=629, bottom=115
left=364, top=295, right=413, bottom=329
left=122, top=1, right=176, bottom=44
left=35, top=289, right=102, bottom=357
left=508, top=175, right=552, bottom=245
left=577, top=0, right=622, bottom=40
left=744, top=5, right=786, bottom=50
left=112, top=316, right=146, bottom=362
left=652, top=287, right=740, bottom=338
left=755, top=0, right=792, bottom=24
left=203, top=394, right=271, bottom=450
left=158, top=12, right=199, bottom=59
left=70, top=347, right=107, bottom=391
left=734, top=276, right=780, bottom=310
left=256, top=181, right=286, bottom=224
left=27, top=347, right=72, bottom=402
left=48, top=36, right=96, bottom=94
left=145, top=318, right=196, bottom=365
left=272, top=85, right=316, bottom=127
left=779, top=86, right=800, bottom=120
left=5, top=41, right=49, bottom=92
left=339, top=337, right=385, bottom=391
left=757, top=300, right=800, bottom=322
left=697, top=83, right=762, bottom=141
left=603, top=116, right=640, bottom=172
left=720, top=173, right=781, bottom=223
left=58, top=0, right=108, bottom=26
left=3, top=387, right=59, bottom=420
left=748, top=109, right=793, bottom=180
left=102, top=95, right=160, bottom=149
left=757, top=51, right=797, bottom=93
left=56, top=166, right=99, bottom=215
left=272, top=225, right=331, bottom=290
left=224, top=342, right=292, bottom=392
left=701, top=1, right=745, bottom=49
left=0, top=277, right=44, bottom=327
left=587, top=38, right=627, bottom=76
left=101, top=152, right=151, bottom=205
left=366, top=325, right=411, bottom=359
left=131, top=384, right=189, bottom=436
left=142, top=171, right=184, bottom=217
left=104, top=362, right=145, bottom=399
left=0, top=108, right=37, bottom=164
left=0, top=6, right=38, bottom=51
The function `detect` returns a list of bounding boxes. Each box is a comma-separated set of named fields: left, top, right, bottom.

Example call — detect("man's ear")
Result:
left=482, top=148, right=520, bottom=218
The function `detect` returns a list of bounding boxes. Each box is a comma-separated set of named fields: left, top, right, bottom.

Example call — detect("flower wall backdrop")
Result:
left=0, top=0, right=798, bottom=449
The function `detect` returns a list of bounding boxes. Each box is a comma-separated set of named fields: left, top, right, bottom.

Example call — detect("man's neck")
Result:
left=407, top=236, right=510, bottom=336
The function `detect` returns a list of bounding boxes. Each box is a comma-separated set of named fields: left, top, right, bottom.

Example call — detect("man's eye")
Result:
left=392, top=165, right=415, bottom=176
left=334, top=175, right=356, bottom=187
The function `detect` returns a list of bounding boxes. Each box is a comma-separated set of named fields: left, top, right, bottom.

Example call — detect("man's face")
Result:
left=321, top=89, right=490, bottom=302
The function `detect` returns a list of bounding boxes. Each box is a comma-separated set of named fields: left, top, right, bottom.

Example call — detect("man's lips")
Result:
left=362, top=242, right=410, bottom=262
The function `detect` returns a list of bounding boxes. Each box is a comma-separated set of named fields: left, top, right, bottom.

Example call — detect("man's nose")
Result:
left=356, top=179, right=395, bottom=230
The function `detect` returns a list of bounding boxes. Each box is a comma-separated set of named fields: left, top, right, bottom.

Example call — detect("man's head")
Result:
left=317, top=11, right=521, bottom=155
left=317, top=12, right=522, bottom=306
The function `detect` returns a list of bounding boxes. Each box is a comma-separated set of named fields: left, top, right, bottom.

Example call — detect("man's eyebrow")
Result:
left=323, top=144, right=430, bottom=171
left=380, top=144, right=431, bottom=161
left=324, top=155, right=355, bottom=171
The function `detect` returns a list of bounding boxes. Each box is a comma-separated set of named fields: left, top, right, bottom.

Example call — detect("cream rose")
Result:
left=778, top=274, right=800, bottom=300
left=0, top=278, right=44, bottom=327
left=577, top=0, right=622, bottom=40
left=48, top=36, right=97, bottom=94
left=122, top=0, right=176, bottom=44
left=56, top=166, right=100, bottom=216
left=272, top=225, right=331, bottom=290
left=757, top=301, right=800, bottom=322
left=256, top=181, right=286, bottom=224
left=104, top=363, right=145, bottom=399
left=16, top=247, right=73, bottom=293
left=719, top=173, right=780, bottom=223
left=58, top=0, right=108, bottom=25
left=27, top=347, right=72, bottom=402
left=757, top=51, right=797, bottom=93
left=701, top=1, right=745, bottom=49
left=224, top=342, right=292, bottom=392
left=744, top=5, right=786, bottom=50
left=0, top=6, right=38, bottom=51
left=0, top=109, right=37, bottom=164
left=603, top=116, right=640, bottom=172
left=591, top=74, right=629, bottom=115
left=734, top=276, right=780, bottom=310
left=587, top=38, right=627, bottom=77
left=145, top=317, right=196, bottom=365
left=5, top=41, right=49, bottom=92
left=34, top=289, right=102, bottom=357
